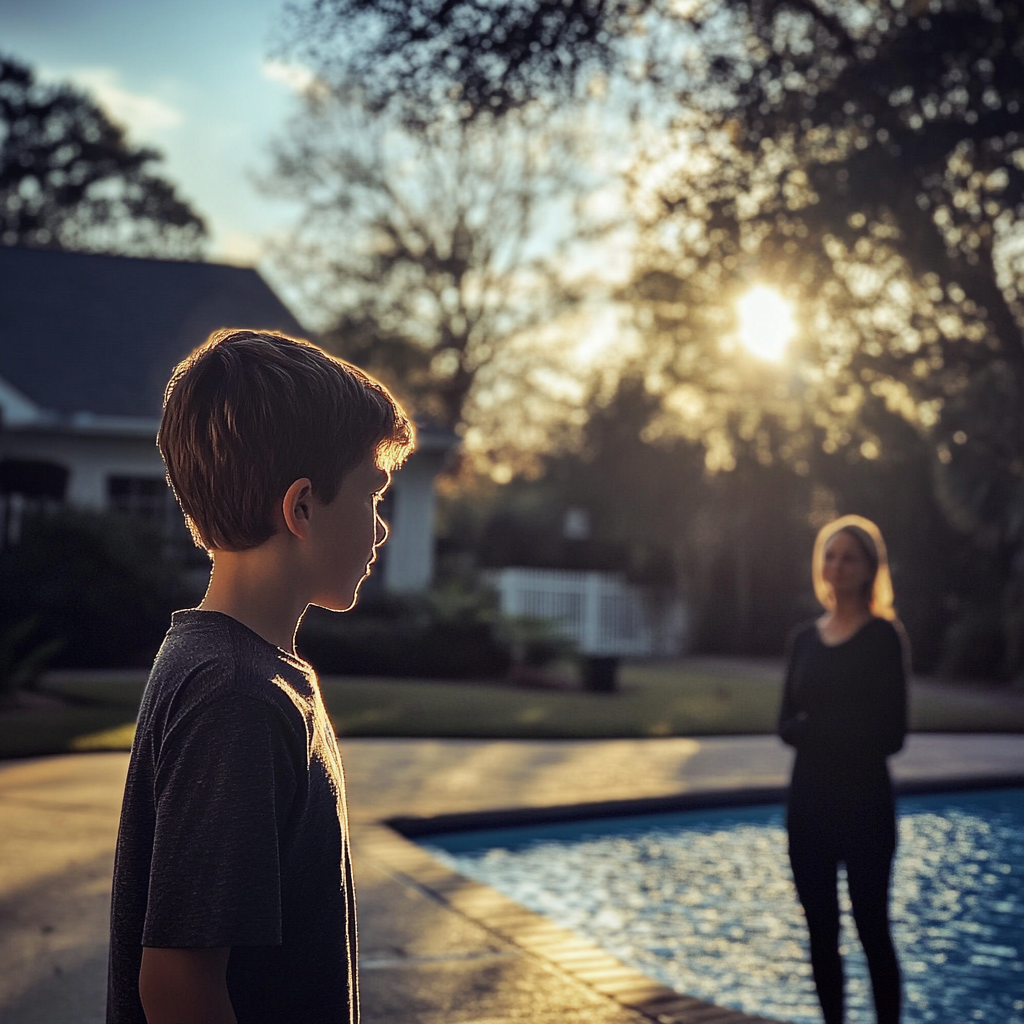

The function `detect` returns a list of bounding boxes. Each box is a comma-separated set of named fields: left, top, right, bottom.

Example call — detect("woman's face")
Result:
left=822, top=530, right=873, bottom=605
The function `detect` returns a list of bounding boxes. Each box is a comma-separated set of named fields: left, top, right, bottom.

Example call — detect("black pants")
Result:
left=788, top=801, right=901, bottom=1024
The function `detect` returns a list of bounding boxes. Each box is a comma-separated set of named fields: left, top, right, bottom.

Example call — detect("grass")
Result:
left=321, top=665, right=783, bottom=738
left=0, top=705, right=141, bottom=758
left=2, top=662, right=1022, bottom=758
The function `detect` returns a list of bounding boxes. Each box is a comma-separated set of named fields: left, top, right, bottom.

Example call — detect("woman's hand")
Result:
left=779, top=710, right=810, bottom=747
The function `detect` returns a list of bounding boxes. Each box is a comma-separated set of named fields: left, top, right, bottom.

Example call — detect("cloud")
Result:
left=261, top=59, right=316, bottom=94
left=57, top=67, right=183, bottom=138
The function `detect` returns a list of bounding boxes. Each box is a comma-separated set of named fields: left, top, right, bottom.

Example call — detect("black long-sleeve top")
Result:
left=778, top=617, right=908, bottom=834
left=779, top=617, right=908, bottom=760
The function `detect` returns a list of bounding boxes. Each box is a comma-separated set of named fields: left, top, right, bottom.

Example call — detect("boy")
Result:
left=107, top=329, right=414, bottom=1024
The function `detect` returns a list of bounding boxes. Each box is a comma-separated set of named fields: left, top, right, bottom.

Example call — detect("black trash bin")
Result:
left=582, top=655, right=619, bottom=693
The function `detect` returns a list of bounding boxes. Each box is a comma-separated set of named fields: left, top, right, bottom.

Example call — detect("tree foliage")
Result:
left=653, top=5, right=1020, bottom=500
left=282, top=1, right=1023, bottom=494
left=283, top=0, right=1024, bottom=673
left=0, top=55, right=207, bottom=259
left=279, top=0, right=634, bottom=126
left=620, top=2, right=1024, bottom=672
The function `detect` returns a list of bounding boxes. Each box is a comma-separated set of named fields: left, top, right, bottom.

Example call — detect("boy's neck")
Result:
left=200, top=539, right=309, bottom=653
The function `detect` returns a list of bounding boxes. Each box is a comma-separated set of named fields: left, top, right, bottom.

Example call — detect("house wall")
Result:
left=1, top=425, right=447, bottom=594
left=0, top=430, right=164, bottom=508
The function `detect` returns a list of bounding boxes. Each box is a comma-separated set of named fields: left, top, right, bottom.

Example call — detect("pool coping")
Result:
left=387, top=772, right=1024, bottom=837
left=361, top=774, right=1024, bottom=1024
left=359, top=818, right=780, bottom=1024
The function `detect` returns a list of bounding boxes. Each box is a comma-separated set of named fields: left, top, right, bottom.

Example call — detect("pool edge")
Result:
left=358, top=819, right=784, bottom=1024
left=364, top=773, right=1024, bottom=1024
left=386, top=773, right=1024, bottom=838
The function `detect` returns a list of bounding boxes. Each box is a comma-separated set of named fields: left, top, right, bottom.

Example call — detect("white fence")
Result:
left=487, top=567, right=687, bottom=657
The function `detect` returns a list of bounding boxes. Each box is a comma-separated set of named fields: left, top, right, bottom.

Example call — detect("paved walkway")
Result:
left=1, top=734, right=1022, bottom=1024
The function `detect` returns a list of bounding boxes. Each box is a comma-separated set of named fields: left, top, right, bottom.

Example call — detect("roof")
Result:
left=0, top=246, right=307, bottom=421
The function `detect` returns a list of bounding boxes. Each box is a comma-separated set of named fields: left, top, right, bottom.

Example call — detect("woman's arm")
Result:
left=877, top=622, right=909, bottom=756
left=777, top=630, right=809, bottom=747
left=139, top=947, right=236, bottom=1024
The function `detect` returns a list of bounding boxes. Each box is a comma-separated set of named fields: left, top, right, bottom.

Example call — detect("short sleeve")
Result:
left=143, top=696, right=298, bottom=948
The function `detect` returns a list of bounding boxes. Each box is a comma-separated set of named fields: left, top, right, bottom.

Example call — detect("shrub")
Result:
left=938, top=604, right=1006, bottom=681
left=296, top=580, right=573, bottom=680
left=0, top=509, right=188, bottom=669
left=0, top=616, right=65, bottom=699
left=496, top=614, right=576, bottom=669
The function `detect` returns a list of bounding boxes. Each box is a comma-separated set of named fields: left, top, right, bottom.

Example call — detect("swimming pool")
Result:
left=422, top=788, right=1024, bottom=1024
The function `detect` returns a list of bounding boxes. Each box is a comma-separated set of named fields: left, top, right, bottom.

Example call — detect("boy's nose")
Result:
left=375, top=514, right=388, bottom=546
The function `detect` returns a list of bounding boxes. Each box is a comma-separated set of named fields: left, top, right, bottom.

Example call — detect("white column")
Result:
left=382, top=456, right=439, bottom=592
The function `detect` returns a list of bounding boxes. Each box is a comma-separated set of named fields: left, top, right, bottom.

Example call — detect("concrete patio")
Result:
left=1, top=733, right=1022, bottom=1024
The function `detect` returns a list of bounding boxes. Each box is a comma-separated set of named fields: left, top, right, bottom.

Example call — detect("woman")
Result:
left=778, top=515, right=907, bottom=1024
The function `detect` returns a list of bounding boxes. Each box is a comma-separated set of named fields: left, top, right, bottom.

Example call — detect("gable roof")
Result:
left=0, top=246, right=307, bottom=422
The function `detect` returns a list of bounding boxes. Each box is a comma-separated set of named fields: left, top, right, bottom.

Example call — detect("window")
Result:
left=0, top=458, right=68, bottom=501
left=0, top=459, right=70, bottom=548
left=107, top=476, right=174, bottom=526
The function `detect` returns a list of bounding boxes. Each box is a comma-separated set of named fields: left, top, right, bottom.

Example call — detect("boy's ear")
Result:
left=282, top=478, right=315, bottom=540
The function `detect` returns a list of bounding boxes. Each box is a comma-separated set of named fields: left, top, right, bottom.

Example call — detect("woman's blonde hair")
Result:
left=812, top=514, right=896, bottom=620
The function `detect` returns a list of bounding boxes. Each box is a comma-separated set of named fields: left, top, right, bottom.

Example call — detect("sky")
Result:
left=0, top=0, right=309, bottom=268
left=0, top=0, right=645, bottom=376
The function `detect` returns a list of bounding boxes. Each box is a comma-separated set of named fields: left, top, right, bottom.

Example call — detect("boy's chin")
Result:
left=311, top=579, right=366, bottom=614
left=312, top=602, right=355, bottom=615
left=312, top=596, right=358, bottom=614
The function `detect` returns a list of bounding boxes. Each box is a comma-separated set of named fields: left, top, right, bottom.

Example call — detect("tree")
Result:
left=264, top=87, right=606, bottom=450
left=282, top=0, right=1024, bottom=674
left=279, top=2, right=1024, bottom=449
left=277, top=0, right=633, bottom=127
left=622, top=0, right=1024, bottom=673
left=0, top=55, right=207, bottom=259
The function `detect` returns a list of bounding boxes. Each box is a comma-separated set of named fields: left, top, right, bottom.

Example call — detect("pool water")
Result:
left=423, top=788, right=1024, bottom=1024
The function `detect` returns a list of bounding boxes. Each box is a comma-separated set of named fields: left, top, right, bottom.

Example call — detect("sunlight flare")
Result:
left=736, top=285, right=797, bottom=361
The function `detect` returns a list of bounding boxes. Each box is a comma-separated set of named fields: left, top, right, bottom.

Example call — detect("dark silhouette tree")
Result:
left=278, top=0, right=633, bottom=127
left=625, top=0, right=1024, bottom=674
left=0, top=55, right=207, bottom=259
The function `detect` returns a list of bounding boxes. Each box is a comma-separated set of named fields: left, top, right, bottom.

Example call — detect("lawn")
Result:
left=2, top=661, right=1023, bottom=759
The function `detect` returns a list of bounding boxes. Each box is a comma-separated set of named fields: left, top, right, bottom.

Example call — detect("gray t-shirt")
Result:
left=107, top=610, right=358, bottom=1024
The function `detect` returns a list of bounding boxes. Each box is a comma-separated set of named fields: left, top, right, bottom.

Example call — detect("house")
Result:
left=0, top=245, right=453, bottom=592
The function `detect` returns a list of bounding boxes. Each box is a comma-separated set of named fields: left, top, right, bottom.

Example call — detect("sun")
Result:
left=736, top=285, right=797, bottom=361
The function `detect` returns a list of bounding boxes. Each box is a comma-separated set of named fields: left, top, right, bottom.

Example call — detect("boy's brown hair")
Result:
left=158, top=329, right=414, bottom=551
